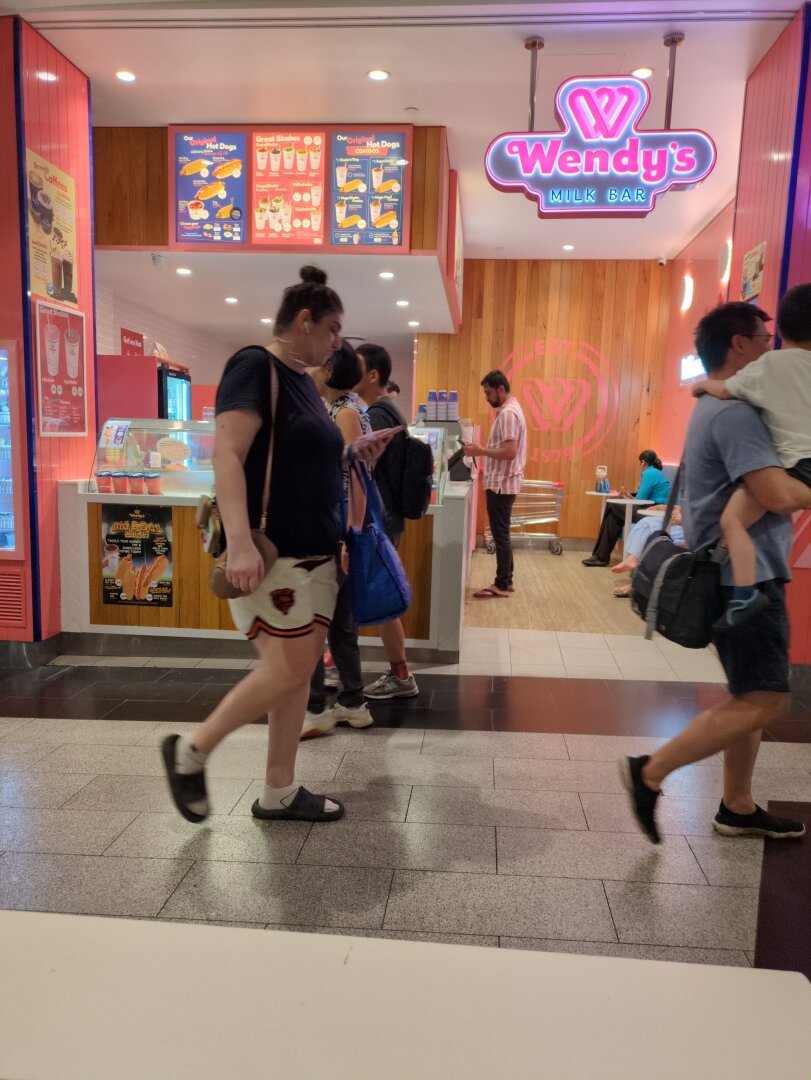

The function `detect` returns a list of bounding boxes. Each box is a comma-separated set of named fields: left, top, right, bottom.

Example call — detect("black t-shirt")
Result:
left=215, top=347, right=344, bottom=557
left=367, top=395, right=407, bottom=537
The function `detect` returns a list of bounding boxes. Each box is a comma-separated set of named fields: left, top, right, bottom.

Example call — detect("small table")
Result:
left=607, top=497, right=654, bottom=547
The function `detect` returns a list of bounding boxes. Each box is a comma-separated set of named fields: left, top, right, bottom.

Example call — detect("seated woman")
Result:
left=582, top=450, right=671, bottom=567
left=611, top=507, right=684, bottom=597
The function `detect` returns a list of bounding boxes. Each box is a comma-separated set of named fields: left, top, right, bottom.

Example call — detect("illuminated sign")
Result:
left=485, top=76, right=716, bottom=218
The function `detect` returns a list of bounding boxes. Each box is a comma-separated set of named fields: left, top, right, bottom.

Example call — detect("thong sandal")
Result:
left=613, top=584, right=632, bottom=598
left=473, top=586, right=510, bottom=599
left=251, top=786, right=344, bottom=822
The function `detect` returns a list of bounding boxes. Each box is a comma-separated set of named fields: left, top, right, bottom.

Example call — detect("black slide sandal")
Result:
left=251, top=786, right=345, bottom=822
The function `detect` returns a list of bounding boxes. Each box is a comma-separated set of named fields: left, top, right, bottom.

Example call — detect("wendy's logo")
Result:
left=270, top=588, right=296, bottom=615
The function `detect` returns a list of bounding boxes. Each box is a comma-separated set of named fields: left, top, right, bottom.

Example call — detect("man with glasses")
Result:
left=623, top=301, right=810, bottom=844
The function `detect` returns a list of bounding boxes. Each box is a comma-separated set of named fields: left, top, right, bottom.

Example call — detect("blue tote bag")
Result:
left=344, top=455, right=412, bottom=626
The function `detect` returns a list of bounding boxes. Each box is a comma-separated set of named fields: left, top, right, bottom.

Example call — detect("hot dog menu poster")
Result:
left=252, top=131, right=326, bottom=245
left=175, top=131, right=247, bottom=244
left=330, top=131, right=406, bottom=247
left=102, top=504, right=173, bottom=607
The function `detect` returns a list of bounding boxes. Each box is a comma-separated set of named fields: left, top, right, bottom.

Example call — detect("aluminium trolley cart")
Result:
left=484, top=479, right=565, bottom=556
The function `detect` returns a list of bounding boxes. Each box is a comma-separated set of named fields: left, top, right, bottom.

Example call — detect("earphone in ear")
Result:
left=304, top=321, right=311, bottom=335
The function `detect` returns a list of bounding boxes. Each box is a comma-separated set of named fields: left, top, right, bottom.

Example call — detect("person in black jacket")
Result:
left=355, top=343, right=419, bottom=699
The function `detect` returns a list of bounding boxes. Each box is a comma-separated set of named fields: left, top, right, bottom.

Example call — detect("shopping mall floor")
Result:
left=0, top=626, right=809, bottom=976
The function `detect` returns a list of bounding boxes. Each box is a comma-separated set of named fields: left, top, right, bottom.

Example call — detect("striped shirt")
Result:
left=483, top=396, right=527, bottom=495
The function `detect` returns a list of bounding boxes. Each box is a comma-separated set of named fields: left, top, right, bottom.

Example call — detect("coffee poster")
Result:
left=35, top=301, right=86, bottom=437
left=175, top=130, right=247, bottom=244
left=252, top=131, right=326, bottom=246
left=330, top=131, right=406, bottom=248
left=102, top=504, right=173, bottom=607
left=25, top=150, right=78, bottom=307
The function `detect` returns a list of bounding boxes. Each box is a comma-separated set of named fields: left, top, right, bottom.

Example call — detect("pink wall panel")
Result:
left=19, top=21, right=95, bottom=639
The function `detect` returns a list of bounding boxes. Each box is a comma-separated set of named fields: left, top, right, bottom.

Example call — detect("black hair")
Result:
left=356, top=342, right=392, bottom=386
left=694, top=302, right=771, bottom=374
left=274, top=265, right=343, bottom=332
left=777, top=283, right=811, bottom=343
left=325, top=340, right=362, bottom=391
left=386, top=381, right=401, bottom=394
left=480, top=369, right=510, bottom=393
left=639, top=449, right=662, bottom=470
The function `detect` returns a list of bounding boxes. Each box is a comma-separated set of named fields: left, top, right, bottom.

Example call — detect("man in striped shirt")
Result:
left=463, top=370, right=528, bottom=598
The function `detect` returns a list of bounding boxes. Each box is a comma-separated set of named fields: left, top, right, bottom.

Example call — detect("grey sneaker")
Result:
left=363, top=671, right=419, bottom=700
left=332, top=702, right=374, bottom=728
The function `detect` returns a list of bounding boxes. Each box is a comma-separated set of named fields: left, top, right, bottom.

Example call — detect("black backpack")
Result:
left=370, top=399, right=433, bottom=520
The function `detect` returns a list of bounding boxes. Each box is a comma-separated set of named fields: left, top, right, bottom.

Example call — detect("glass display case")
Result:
left=409, top=423, right=448, bottom=506
left=0, top=346, right=19, bottom=554
left=89, top=418, right=214, bottom=498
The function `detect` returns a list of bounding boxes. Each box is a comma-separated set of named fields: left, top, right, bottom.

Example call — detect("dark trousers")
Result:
left=486, top=489, right=516, bottom=590
left=308, top=574, right=364, bottom=712
left=592, top=503, right=642, bottom=562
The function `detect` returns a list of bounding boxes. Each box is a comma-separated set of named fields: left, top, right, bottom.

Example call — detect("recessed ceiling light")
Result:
left=36, top=71, right=57, bottom=82
left=260, top=317, right=274, bottom=324
left=632, top=67, right=653, bottom=79
left=379, top=271, right=395, bottom=280
left=408, top=321, right=420, bottom=328
left=225, top=297, right=239, bottom=304
left=116, top=70, right=137, bottom=82
left=176, top=267, right=192, bottom=276
left=562, top=244, right=575, bottom=252
left=396, top=300, right=409, bottom=307
left=367, top=69, right=390, bottom=81
left=404, top=106, right=420, bottom=114
left=395, top=158, right=409, bottom=167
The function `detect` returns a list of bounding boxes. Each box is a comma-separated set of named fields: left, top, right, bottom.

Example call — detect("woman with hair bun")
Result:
left=582, top=449, right=671, bottom=567
left=161, top=267, right=394, bottom=825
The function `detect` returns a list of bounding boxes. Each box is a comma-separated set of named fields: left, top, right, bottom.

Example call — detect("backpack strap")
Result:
left=369, top=397, right=405, bottom=430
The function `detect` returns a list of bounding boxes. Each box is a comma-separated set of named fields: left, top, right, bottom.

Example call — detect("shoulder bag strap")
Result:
left=661, top=459, right=682, bottom=534
left=258, top=350, right=279, bottom=532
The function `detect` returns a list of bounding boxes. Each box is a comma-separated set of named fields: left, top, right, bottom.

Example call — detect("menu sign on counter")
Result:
left=25, top=150, right=78, bottom=307
left=252, top=131, right=326, bottom=245
left=35, top=301, right=87, bottom=437
left=174, top=130, right=246, bottom=244
left=102, top=504, right=173, bottom=607
left=330, top=131, right=406, bottom=247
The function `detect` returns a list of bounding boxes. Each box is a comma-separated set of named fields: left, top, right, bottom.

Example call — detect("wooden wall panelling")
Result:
left=93, top=128, right=168, bottom=248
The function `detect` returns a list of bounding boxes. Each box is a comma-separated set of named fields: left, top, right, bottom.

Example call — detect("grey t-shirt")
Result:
left=682, top=396, right=793, bottom=585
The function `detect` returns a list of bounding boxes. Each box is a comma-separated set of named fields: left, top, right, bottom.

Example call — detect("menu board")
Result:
left=25, top=150, right=78, bottom=307
left=174, top=130, right=246, bottom=244
left=330, top=131, right=406, bottom=247
left=35, top=301, right=86, bottom=437
left=102, top=504, right=173, bottom=607
left=252, top=131, right=325, bottom=245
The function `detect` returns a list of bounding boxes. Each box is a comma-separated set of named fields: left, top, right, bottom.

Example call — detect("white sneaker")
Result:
left=363, top=671, right=419, bottom=700
left=323, top=666, right=341, bottom=688
left=332, top=702, right=374, bottom=729
left=300, top=708, right=336, bottom=740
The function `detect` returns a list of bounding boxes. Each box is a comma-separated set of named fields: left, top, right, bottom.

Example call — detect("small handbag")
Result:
left=344, top=453, right=412, bottom=626
left=198, top=351, right=279, bottom=601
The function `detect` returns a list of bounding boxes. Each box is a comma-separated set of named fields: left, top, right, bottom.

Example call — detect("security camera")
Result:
left=151, top=252, right=166, bottom=269
left=656, top=256, right=666, bottom=268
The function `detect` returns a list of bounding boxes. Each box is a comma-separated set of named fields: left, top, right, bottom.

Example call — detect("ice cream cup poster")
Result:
left=35, top=301, right=87, bottom=438
left=102, top=504, right=173, bottom=607
left=174, top=130, right=247, bottom=244
left=25, top=150, right=78, bottom=306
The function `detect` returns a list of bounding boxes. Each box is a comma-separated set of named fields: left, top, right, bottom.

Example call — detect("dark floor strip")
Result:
left=754, top=801, right=811, bottom=979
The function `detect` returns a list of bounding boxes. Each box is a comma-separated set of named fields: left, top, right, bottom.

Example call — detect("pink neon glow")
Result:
left=568, top=83, right=642, bottom=140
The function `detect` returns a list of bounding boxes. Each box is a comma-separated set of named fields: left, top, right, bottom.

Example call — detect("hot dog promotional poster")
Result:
left=102, top=504, right=173, bottom=606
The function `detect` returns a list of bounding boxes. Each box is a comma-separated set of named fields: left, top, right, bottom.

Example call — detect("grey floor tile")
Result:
left=1, top=718, right=161, bottom=746
left=407, top=786, right=587, bottom=830
left=580, top=792, right=719, bottom=836
left=685, top=835, right=764, bottom=887
left=750, top=767, right=811, bottom=802
left=0, top=745, right=60, bottom=773
left=0, top=718, right=34, bottom=737
left=144, top=657, right=204, bottom=668
left=421, top=730, right=567, bottom=759
left=497, top=828, right=705, bottom=884
left=34, top=744, right=169, bottom=777
left=265, top=924, right=499, bottom=947
left=204, top=745, right=343, bottom=782
left=604, top=880, right=759, bottom=950
left=746, top=951, right=756, bottom=966
left=93, top=656, right=151, bottom=668
left=298, top=819, right=497, bottom=873
left=303, top=728, right=425, bottom=753
left=160, top=862, right=392, bottom=928
left=753, top=742, right=811, bottom=771
left=0, top=808, right=136, bottom=855
left=0, top=852, right=193, bottom=916
left=230, top=781, right=412, bottom=822
left=159, top=917, right=266, bottom=928
left=105, top=812, right=310, bottom=863
left=49, top=655, right=102, bottom=667
left=500, top=937, right=750, bottom=966
left=564, top=734, right=670, bottom=760
left=384, top=869, right=616, bottom=940
left=136, top=721, right=268, bottom=746
left=194, top=658, right=252, bottom=670
left=495, top=758, right=625, bottom=793
left=336, top=750, right=494, bottom=788
left=0, top=771, right=96, bottom=809
left=658, top=764, right=725, bottom=800
left=63, top=775, right=251, bottom=815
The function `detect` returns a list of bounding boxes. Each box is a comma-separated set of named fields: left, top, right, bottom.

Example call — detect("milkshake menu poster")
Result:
left=25, top=150, right=78, bottom=307
left=174, top=130, right=247, bottom=244
left=330, top=131, right=406, bottom=247
left=102, top=504, right=173, bottom=607
left=252, top=131, right=326, bottom=245
left=35, top=301, right=87, bottom=437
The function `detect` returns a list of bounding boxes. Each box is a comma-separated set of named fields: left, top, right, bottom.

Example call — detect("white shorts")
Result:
left=228, top=555, right=339, bottom=641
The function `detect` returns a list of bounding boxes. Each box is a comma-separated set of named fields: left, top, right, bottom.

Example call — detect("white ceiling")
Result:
left=6, top=1, right=797, bottom=357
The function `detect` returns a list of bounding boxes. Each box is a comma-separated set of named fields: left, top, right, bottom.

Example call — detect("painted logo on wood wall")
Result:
left=485, top=76, right=717, bottom=217
left=502, top=339, right=619, bottom=464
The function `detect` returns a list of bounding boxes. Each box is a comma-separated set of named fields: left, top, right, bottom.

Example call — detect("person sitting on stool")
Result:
left=582, top=450, right=671, bottom=567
